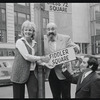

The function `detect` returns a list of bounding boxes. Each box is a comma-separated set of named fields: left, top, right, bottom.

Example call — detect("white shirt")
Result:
left=81, top=70, right=92, bottom=83
left=84, top=70, right=92, bottom=78
left=49, top=41, right=56, bottom=52
left=16, top=37, right=41, bottom=71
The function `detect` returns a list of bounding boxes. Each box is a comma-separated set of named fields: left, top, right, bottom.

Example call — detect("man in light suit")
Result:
left=62, top=55, right=100, bottom=98
left=44, top=22, right=80, bottom=98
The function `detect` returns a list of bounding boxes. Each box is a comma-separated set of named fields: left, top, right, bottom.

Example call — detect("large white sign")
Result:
left=45, top=3, right=69, bottom=13
left=46, top=47, right=76, bottom=69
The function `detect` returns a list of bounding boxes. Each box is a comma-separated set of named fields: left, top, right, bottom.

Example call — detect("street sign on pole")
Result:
left=45, top=3, right=70, bottom=13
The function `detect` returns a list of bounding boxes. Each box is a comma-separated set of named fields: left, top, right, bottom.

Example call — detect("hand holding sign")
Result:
left=62, top=62, right=68, bottom=72
left=41, top=55, right=50, bottom=63
left=46, top=47, right=76, bottom=69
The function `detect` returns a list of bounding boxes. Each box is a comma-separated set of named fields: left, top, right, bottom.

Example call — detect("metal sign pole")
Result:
left=34, top=3, right=45, bottom=98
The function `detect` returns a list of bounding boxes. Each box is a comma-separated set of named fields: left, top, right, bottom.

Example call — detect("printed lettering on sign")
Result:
left=45, top=3, right=69, bottom=13
left=46, top=47, right=76, bottom=69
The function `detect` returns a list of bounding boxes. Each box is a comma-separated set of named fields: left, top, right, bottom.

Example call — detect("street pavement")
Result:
left=0, top=82, right=76, bottom=98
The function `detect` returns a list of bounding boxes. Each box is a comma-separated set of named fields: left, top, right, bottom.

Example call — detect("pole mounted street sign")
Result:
left=45, top=3, right=70, bottom=13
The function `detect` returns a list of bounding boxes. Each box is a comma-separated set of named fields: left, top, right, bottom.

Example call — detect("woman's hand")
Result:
left=40, top=55, right=50, bottom=63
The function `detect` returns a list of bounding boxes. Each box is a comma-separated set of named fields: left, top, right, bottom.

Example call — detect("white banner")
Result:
left=45, top=3, right=69, bottom=13
left=46, top=47, right=76, bottom=69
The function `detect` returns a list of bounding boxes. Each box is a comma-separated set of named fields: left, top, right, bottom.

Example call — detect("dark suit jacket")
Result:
left=62, top=70, right=100, bottom=98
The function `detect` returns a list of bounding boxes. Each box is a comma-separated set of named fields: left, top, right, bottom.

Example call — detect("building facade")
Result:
left=90, top=3, right=100, bottom=55
left=0, top=2, right=100, bottom=98
left=0, top=3, right=72, bottom=57
left=0, top=3, right=99, bottom=57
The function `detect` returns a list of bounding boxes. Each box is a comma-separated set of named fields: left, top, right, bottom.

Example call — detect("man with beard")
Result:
left=62, top=55, right=100, bottom=98
left=44, top=22, right=80, bottom=98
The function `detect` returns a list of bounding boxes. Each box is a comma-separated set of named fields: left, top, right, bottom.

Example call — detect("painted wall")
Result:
left=72, top=3, right=90, bottom=43
left=54, top=3, right=72, bottom=38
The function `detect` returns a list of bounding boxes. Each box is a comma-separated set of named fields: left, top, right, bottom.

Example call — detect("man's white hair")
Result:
left=47, top=22, right=57, bottom=29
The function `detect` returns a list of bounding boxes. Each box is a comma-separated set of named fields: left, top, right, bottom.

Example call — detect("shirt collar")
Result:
left=85, top=70, right=92, bottom=77
left=21, top=37, right=37, bottom=48
left=83, top=68, right=92, bottom=77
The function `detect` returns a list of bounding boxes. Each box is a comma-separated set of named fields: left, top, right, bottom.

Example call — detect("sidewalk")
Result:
left=45, top=81, right=76, bottom=98
left=0, top=81, right=76, bottom=98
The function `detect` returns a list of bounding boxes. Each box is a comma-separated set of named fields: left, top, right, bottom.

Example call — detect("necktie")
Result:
left=81, top=72, right=86, bottom=83
left=49, top=41, right=56, bottom=53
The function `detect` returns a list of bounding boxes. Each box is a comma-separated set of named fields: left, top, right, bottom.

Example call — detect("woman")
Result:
left=11, top=20, right=49, bottom=98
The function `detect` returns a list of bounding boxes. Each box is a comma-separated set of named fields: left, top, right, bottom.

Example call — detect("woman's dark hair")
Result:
left=84, top=55, right=99, bottom=71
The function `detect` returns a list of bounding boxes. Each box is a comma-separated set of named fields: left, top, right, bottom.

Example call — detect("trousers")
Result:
left=49, top=69, right=71, bottom=98
left=13, top=71, right=38, bottom=98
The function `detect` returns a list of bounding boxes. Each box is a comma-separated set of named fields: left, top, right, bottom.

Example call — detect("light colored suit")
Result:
left=44, top=33, right=80, bottom=80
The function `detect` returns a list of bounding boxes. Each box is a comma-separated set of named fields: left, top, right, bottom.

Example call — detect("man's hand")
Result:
left=62, top=62, right=70, bottom=72
left=62, top=62, right=74, bottom=74
left=62, top=64, right=68, bottom=72
left=41, top=55, right=50, bottom=63
left=74, top=45, right=80, bottom=54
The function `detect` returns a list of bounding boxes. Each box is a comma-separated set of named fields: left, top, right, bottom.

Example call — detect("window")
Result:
left=27, top=14, right=30, bottom=20
left=0, top=30, right=2, bottom=42
left=95, top=11, right=100, bottom=24
left=2, top=30, right=6, bottom=42
left=14, top=11, right=30, bottom=42
left=1, top=9, right=6, bottom=22
left=43, top=18, right=49, bottom=28
left=0, top=50, right=3, bottom=56
left=18, top=13, right=26, bottom=25
left=0, top=8, right=6, bottom=43
left=14, top=3, right=30, bottom=42
left=75, top=43, right=81, bottom=53
left=0, top=49, right=15, bottom=56
left=94, top=5, right=100, bottom=24
left=0, top=29, right=6, bottom=43
left=96, top=29, right=100, bottom=35
left=94, top=5, right=100, bottom=20
left=82, top=43, right=88, bottom=54
left=96, top=40, right=100, bottom=54
left=18, top=13, right=30, bottom=25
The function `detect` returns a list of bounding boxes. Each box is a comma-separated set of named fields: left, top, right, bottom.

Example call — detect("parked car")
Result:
left=0, top=57, right=14, bottom=86
left=0, top=67, right=12, bottom=86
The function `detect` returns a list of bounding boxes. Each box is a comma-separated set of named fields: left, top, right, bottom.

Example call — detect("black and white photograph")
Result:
left=0, top=3, right=100, bottom=99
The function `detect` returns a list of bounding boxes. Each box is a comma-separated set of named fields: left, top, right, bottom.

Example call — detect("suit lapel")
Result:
left=56, top=35, right=64, bottom=51
left=76, top=73, right=83, bottom=91
left=44, top=35, right=50, bottom=54
left=76, top=72, right=94, bottom=93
